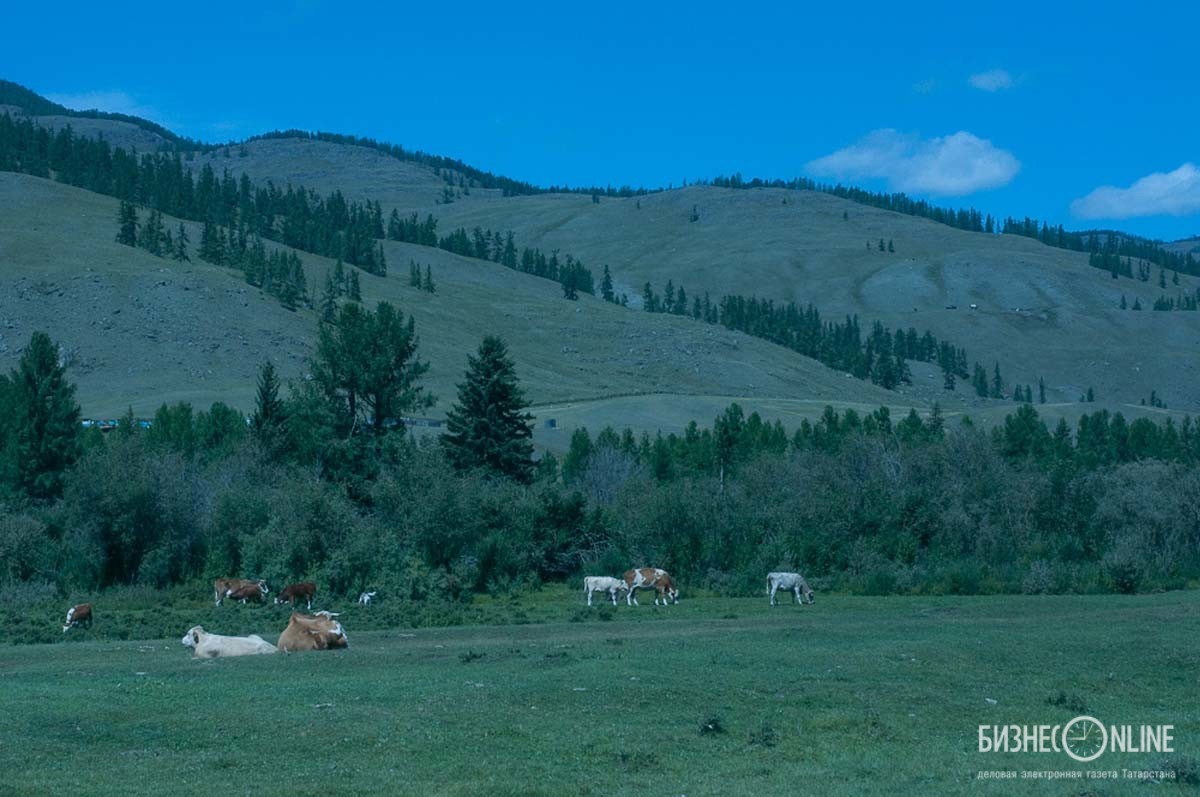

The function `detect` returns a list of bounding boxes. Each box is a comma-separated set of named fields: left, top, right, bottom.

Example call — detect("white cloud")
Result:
left=1071, top=164, right=1200, bottom=219
left=968, top=69, right=1014, bottom=92
left=806, top=129, right=1020, bottom=196
left=45, top=90, right=162, bottom=122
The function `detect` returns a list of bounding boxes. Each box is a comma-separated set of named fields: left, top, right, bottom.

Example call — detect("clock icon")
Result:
left=1062, top=716, right=1107, bottom=762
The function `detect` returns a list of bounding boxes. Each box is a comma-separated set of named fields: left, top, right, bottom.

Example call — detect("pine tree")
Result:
left=972, top=363, right=989, bottom=397
left=441, top=336, right=534, bottom=482
left=333, top=258, right=347, bottom=292
left=1038, top=377, right=1046, bottom=404
left=250, top=360, right=287, bottom=451
left=409, top=260, right=421, bottom=288
left=422, top=265, right=435, bottom=294
left=1120, top=294, right=1127, bottom=309
left=347, top=270, right=362, bottom=302
left=878, top=238, right=886, bottom=251
left=562, top=268, right=579, bottom=300
left=173, top=223, right=190, bottom=261
left=7, top=332, right=81, bottom=499
left=942, top=365, right=956, bottom=391
left=116, top=201, right=139, bottom=246
left=1087, top=387, right=1095, bottom=402
left=990, top=362, right=1003, bottom=399
left=1132, top=297, right=1142, bottom=310
left=138, top=209, right=166, bottom=256
left=887, top=239, right=895, bottom=253
left=600, top=265, right=615, bottom=302
left=319, top=271, right=338, bottom=323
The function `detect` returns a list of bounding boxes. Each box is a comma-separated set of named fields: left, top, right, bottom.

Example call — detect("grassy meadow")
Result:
left=2, top=589, right=1197, bottom=795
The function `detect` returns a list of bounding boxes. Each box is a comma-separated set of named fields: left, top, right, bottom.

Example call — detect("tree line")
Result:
left=2, top=317, right=1199, bottom=604
left=638, top=280, right=999, bottom=392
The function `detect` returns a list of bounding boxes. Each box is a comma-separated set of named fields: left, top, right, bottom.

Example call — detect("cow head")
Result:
left=804, top=586, right=815, bottom=604
left=257, top=580, right=269, bottom=595
left=668, top=586, right=680, bottom=604
left=181, top=626, right=204, bottom=648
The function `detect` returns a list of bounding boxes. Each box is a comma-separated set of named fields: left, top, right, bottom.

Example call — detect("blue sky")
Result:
left=4, top=1, right=1199, bottom=239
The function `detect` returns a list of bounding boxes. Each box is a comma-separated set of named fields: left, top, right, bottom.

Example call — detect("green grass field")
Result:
left=2, top=590, right=1196, bottom=795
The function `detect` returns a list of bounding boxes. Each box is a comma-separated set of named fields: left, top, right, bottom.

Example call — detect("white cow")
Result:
left=583, top=576, right=627, bottom=606
left=766, top=572, right=815, bottom=606
left=181, top=626, right=277, bottom=658
left=357, top=591, right=376, bottom=606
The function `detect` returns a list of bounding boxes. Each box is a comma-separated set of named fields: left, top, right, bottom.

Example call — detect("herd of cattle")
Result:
left=59, top=569, right=815, bottom=657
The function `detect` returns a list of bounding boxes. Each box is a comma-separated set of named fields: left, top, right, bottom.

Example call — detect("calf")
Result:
left=766, top=572, right=815, bottom=606
left=225, top=581, right=269, bottom=604
left=357, top=591, right=376, bottom=606
left=181, top=626, right=277, bottom=658
left=623, top=568, right=679, bottom=606
left=277, top=611, right=348, bottom=652
left=62, top=603, right=93, bottom=633
left=275, top=582, right=317, bottom=610
left=214, top=578, right=268, bottom=607
left=583, top=576, right=627, bottom=606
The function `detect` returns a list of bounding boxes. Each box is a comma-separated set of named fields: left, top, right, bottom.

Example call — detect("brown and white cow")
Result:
left=622, top=568, right=679, bottom=606
left=275, top=582, right=317, bottom=610
left=277, top=611, right=349, bottom=652
left=214, top=578, right=268, bottom=606
left=226, top=582, right=269, bottom=604
left=62, top=603, right=92, bottom=633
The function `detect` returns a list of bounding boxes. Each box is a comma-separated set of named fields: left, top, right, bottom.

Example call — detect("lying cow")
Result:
left=357, top=591, right=376, bottom=606
left=214, top=578, right=268, bottom=607
left=275, top=582, right=317, bottom=610
left=583, top=576, right=627, bottom=606
left=623, top=568, right=679, bottom=606
left=766, top=572, right=815, bottom=606
left=181, top=626, right=277, bottom=658
left=62, top=603, right=93, bottom=633
left=277, top=611, right=348, bottom=652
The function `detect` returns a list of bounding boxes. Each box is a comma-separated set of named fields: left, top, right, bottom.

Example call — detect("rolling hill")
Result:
left=177, top=134, right=1200, bottom=412
left=2, top=81, right=1198, bottom=447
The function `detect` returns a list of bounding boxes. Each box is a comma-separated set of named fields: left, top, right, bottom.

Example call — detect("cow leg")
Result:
left=793, top=586, right=802, bottom=605
left=587, top=588, right=594, bottom=607
left=610, top=589, right=618, bottom=607
left=769, top=583, right=777, bottom=606
left=627, top=587, right=638, bottom=606
left=306, top=599, right=312, bottom=611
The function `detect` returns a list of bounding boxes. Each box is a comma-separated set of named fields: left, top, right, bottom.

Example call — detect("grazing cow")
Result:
left=181, top=626, right=277, bottom=658
left=766, top=572, right=815, bottom=606
left=275, top=582, right=317, bottom=610
left=622, top=568, right=679, bottom=606
left=62, top=603, right=93, bottom=633
left=357, top=591, right=376, bottom=606
left=277, top=611, right=349, bottom=652
left=213, top=578, right=268, bottom=607
left=225, top=582, right=269, bottom=604
left=583, top=576, right=627, bottom=607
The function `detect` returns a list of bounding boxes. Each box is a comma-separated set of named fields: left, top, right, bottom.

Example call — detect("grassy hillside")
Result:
left=172, top=135, right=1200, bottom=412
left=3, top=590, right=1196, bottom=795
left=0, top=172, right=944, bottom=441
left=427, top=186, right=1200, bottom=412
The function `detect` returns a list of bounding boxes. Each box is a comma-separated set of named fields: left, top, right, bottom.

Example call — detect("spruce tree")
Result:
left=174, top=223, right=190, bottom=261
left=319, top=271, right=338, bottom=323
left=251, top=361, right=287, bottom=451
left=990, top=362, right=1003, bottom=399
left=562, top=269, right=578, bottom=300
left=422, top=265, right=435, bottom=294
left=441, top=336, right=534, bottom=482
left=1038, top=377, right=1046, bottom=404
left=347, top=270, right=362, bottom=302
left=7, top=332, right=80, bottom=499
left=116, top=201, right=139, bottom=246
left=601, top=265, right=615, bottom=302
